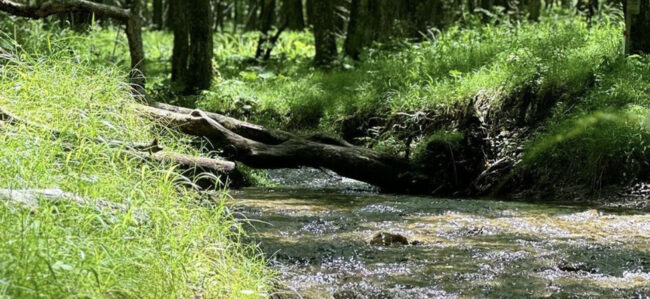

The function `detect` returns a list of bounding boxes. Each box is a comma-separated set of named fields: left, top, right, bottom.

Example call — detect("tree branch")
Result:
left=0, top=0, right=130, bottom=21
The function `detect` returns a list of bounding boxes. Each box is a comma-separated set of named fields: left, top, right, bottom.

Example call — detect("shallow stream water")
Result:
left=232, top=170, right=650, bottom=298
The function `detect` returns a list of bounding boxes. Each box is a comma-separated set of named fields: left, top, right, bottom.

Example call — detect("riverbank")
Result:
left=0, top=40, right=271, bottom=297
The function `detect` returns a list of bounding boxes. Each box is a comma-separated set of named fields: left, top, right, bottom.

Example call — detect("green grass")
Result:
left=3, top=9, right=648, bottom=197
left=0, top=31, right=272, bottom=297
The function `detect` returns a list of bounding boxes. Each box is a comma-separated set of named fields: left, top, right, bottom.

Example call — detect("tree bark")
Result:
left=624, top=0, right=650, bottom=55
left=187, top=0, right=214, bottom=91
left=171, top=0, right=190, bottom=90
left=245, top=0, right=259, bottom=30
left=254, top=0, right=276, bottom=59
left=311, top=0, right=337, bottom=66
left=281, top=0, right=304, bottom=30
left=170, top=0, right=213, bottom=93
left=153, top=0, right=164, bottom=29
left=344, top=0, right=372, bottom=59
left=137, top=103, right=434, bottom=193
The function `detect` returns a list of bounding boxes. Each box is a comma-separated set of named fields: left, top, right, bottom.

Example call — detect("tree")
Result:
left=624, top=0, right=650, bottom=54
left=281, top=0, right=304, bottom=30
left=153, top=0, right=163, bottom=29
left=170, top=0, right=214, bottom=92
left=344, top=0, right=372, bottom=59
left=311, top=0, right=337, bottom=66
left=520, top=0, right=541, bottom=21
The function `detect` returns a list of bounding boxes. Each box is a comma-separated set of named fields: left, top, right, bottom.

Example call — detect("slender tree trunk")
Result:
left=245, top=0, right=259, bottom=30
left=153, top=0, right=163, bottom=29
left=311, top=0, right=337, bottom=66
left=171, top=0, right=190, bottom=90
left=305, top=0, right=313, bottom=26
left=255, top=0, right=276, bottom=59
left=187, top=0, right=214, bottom=91
left=282, top=0, right=304, bottom=30
left=233, top=0, right=240, bottom=32
left=624, top=0, right=650, bottom=55
left=126, top=3, right=146, bottom=96
left=344, top=0, right=372, bottom=59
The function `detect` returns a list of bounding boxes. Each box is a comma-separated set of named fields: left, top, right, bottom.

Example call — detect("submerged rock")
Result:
left=369, top=232, right=409, bottom=246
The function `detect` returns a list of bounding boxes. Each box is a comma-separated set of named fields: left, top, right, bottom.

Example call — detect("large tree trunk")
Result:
left=137, top=103, right=435, bottom=193
left=281, top=0, right=304, bottom=30
left=624, top=0, right=650, bottom=55
left=311, top=0, right=337, bottom=66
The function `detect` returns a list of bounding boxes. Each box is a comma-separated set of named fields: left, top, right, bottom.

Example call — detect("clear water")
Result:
left=232, top=185, right=650, bottom=298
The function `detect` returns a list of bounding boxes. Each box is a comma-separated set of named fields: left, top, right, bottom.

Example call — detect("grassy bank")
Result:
left=5, top=12, right=648, bottom=197
left=0, top=32, right=271, bottom=297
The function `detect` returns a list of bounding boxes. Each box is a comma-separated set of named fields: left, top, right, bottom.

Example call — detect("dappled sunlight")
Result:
left=234, top=188, right=650, bottom=298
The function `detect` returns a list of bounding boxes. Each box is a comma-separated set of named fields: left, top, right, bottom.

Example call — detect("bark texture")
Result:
left=282, top=0, right=304, bottom=30
left=170, top=0, right=214, bottom=92
left=311, top=0, right=337, bottom=66
left=625, top=0, right=650, bottom=54
left=137, top=103, right=434, bottom=193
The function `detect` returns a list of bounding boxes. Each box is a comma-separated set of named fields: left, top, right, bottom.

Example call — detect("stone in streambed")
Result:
left=369, top=232, right=409, bottom=246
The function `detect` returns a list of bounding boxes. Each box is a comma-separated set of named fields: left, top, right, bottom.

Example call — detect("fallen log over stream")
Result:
left=137, top=103, right=436, bottom=193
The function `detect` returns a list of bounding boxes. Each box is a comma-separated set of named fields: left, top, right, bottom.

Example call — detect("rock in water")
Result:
left=369, top=232, right=408, bottom=246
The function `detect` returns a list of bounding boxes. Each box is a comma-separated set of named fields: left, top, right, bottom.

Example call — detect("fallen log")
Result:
left=138, top=104, right=434, bottom=193
left=140, top=151, right=247, bottom=188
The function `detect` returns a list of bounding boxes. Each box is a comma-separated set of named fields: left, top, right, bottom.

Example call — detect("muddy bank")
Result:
left=232, top=187, right=650, bottom=298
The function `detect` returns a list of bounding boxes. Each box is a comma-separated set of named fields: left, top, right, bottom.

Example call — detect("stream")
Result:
left=231, top=169, right=650, bottom=298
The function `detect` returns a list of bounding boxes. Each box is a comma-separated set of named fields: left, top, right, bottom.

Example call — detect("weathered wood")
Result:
left=138, top=104, right=434, bottom=193
left=0, top=0, right=130, bottom=20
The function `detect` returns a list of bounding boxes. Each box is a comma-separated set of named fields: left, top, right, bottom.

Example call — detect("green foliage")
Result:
left=0, top=36, right=271, bottom=297
left=522, top=55, right=650, bottom=189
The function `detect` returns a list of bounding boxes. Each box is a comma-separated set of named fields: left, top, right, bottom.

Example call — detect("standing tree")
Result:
left=282, top=0, right=304, bottom=30
left=344, top=0, right=372, bottom=59
left=170, top=0, right=214, bottom=92
left=624, top=0, right=650, bottom=54
left=153, top=0, right=164, bottom=29
left=311, top=0, right=337, bottom=66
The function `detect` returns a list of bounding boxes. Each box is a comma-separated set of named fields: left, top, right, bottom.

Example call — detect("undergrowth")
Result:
left=0, top=32, right=271, bottom=297
left=3, top=11, right=648, bottom=198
